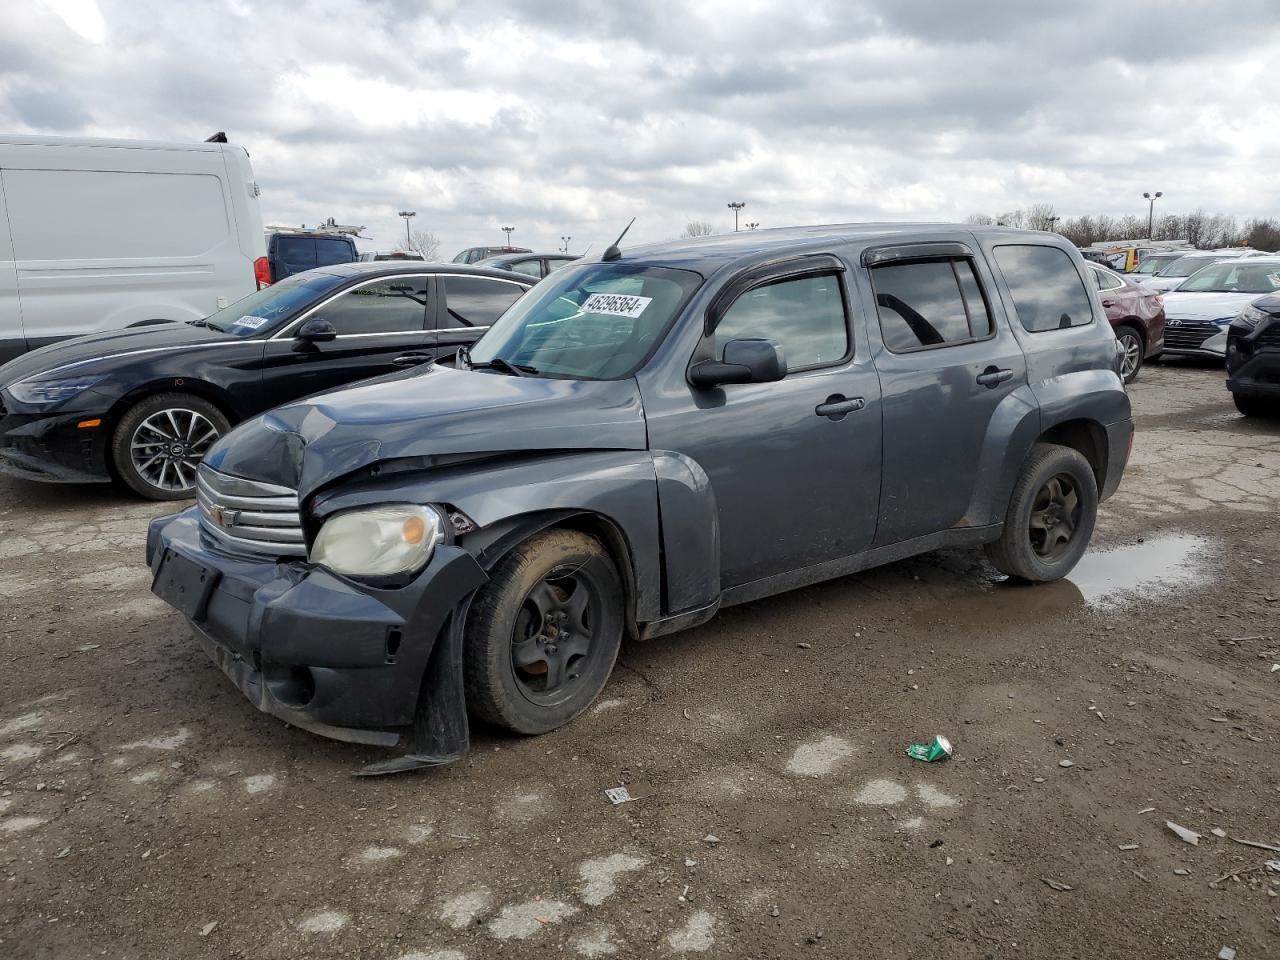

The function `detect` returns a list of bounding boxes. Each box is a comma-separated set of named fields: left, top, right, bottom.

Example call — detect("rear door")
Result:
left=433, top=273, right=530, bottom=359
left=0, top=176, right=23, bottom=362
left=257, top=273, right=433, bottom=406
left=860, top=241, right=1028, bottom=546
left=271, top=236, right=317, bottom=280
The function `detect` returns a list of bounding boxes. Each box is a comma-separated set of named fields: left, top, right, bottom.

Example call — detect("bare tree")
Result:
left=1025, top=203, right=1058, bottom=232
left=409, top=229, right=441, bottom=260
left=965, top=213, right=996, bottom=225
left=996, top=209, right=1026, bottom=229
left=681, top=220, right=715, bottom=238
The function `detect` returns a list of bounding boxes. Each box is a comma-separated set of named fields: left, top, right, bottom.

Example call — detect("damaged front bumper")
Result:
left=146, top=509, right=487, bottom=757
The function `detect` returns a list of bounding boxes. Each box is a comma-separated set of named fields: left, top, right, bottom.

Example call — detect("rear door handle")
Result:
left=815, top=395, right=865, bottom=421
left=1101, top=299, right=1116, bottom=307
left=392, top=353, right=434, bottom=367
left=976, top=367, right=1013, bottom=388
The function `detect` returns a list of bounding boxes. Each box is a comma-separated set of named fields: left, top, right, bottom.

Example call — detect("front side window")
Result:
left=546, top=257, right=574, bottom=273
left=442, top=276, right=527, bottom=327
left=469, top=262, right=702, bottom=379
left=714, top=273, right=849, bottom=369
left=313, top=276, right=429, bottom=335
left=508, top=259, right=544, bottom=278
left=993, top=245, right=1094, bottom=332
left=871, top=259, right=993, bottom=351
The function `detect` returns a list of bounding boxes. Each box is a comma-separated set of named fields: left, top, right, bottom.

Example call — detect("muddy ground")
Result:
left=1, top=361, right=1278, bottom=960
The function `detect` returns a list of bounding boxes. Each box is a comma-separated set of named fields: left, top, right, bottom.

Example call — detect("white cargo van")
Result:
left=0, top=134, right=266, bottom=363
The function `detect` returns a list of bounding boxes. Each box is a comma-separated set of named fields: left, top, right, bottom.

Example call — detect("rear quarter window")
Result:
left=993, top=244, right=1095, bottom=332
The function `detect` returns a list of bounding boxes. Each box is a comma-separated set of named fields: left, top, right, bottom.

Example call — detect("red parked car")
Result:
left=1089, top=264, right=1165, bottom=383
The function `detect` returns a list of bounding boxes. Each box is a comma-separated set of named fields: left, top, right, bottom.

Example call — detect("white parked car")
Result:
left=1160, top=257, right=1280, bottom=358
left=1140, top=249, right=1269, bottom=293
left=0, top=134, right=266, bottom=363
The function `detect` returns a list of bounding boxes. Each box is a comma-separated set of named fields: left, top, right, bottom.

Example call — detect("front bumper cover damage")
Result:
left=147, top=509, right=488, bottom=773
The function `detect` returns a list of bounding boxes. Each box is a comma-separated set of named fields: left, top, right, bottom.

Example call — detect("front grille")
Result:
left=196, top=465, right=305, bottom=557
left=1163, top=321, right=1219, bottom=352
left=1255, top=321, right=1280, bottom=348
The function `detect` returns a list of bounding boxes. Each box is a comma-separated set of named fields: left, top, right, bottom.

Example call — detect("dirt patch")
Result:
left=1, top=364, right=1278, bottom=958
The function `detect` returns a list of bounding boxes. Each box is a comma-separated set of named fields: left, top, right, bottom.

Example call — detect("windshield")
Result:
left=200, top=273, right=347, bottom=336
left=1132, top=254, right=1181, bottom=275
left=1175, top=262, right=1280, bottom=294
left=1156, top=255, right=1221, bottom=278
left=468, top=262, right=702, bottom=379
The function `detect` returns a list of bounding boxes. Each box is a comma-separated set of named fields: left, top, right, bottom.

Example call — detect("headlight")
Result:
left=310, top=504, right=444, bottom=577
left=6, top=374, right=106, bottom=406
left=1234, top=305, right=1268, bottom=329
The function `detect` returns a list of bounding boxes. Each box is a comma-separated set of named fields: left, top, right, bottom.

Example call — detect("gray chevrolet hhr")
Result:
left=146, top=223, right=1133, bottom=772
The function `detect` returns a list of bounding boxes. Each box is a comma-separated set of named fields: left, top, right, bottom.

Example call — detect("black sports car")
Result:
left=0, top=262, right=534, bottom=499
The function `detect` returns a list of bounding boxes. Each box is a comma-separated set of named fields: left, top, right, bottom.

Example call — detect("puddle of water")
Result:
left=1066, top=533, right=1212, bottom=607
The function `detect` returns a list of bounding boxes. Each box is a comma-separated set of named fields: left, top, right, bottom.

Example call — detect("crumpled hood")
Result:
left=202, top=364, right=649, bottom=496
left=1162, top=290, right=1267, bottom=323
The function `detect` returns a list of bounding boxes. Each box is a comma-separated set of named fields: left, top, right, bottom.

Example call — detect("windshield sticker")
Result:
left=231, top=315, right=270, bottom=330
left=581, top=293, right=652, bottom=319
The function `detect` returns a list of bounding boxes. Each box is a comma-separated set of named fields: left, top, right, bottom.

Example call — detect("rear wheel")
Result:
left=464, top=529, right=624, bottom=734
left=1233, top=392, right=1280, bottom=418
left=985, top=443, right=1098, bottom=583
left=1116, top=326, right=1144, bottom=383
left=110, top=392, right=228, bottom=500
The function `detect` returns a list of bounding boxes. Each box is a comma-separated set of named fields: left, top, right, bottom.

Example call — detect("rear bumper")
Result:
left=147, top=509, right=487, bottom=744
left=0, top=409, right=112, bottom=483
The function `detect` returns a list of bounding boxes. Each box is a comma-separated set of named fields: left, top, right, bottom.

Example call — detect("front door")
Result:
left=643, top=259, right=883, bottom=590
left=860, top=244, right=1028, bottom=545
left=256, top=274, right=433, bottom=409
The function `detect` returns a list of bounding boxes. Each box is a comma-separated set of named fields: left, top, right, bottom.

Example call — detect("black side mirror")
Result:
left=296, top=318, right=337, bottom=342
left=688, top=338, right=787, bottom=388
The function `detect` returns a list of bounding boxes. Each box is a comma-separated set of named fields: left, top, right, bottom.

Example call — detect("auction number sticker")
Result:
left=581, top=293, right=652, bottom=319
left=233, top=315, right=270, bottom=330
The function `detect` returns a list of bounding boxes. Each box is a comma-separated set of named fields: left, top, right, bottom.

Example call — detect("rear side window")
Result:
left=314, top=276, right=429, bottom=334
left=314, top=238, right=355, bottom=267
left=714, top=273, right=848, bottom=370
left=871, top=259, right=993, bottom=352
left=442, top=276, right=526, bottom=327
left=994, top=245, right=1095, bottom=332
left=1092, top=268, right=1123, bottom=291
left=508, top=259, right=543, bottom=278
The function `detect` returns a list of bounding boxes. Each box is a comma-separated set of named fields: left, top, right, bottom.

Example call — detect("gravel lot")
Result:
left=1, top=362, right=1278, bottom=959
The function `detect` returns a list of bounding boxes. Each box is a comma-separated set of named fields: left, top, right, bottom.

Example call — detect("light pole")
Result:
left=1046, top=216, right=1061, bottom=232
left=727, top=201, right=746, bottom=232
left=561, top=235, right=571, bottom=253
left=1143, top=191, right=1162, bottom=238
left=398, top=210, right=415, bottom=248
left=745, top=221, right=760, bottom=231
left=501, top=225, right=515, bottom=246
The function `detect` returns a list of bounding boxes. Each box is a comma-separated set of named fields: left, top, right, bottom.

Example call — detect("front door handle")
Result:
left=815, top=395, right=865, bottom=421
left=392, top=353, right=435, bottom=367
left=1101, top=299, right=1116, bottom=308
left=976, top=366, right=1014, bottom=388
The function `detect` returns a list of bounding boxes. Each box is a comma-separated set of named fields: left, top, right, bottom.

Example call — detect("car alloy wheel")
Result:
left=1028, top=473, right=1081, bottom=561
left=509, top=565, right=605, bottom=707
left=129, top=407, right=220, bottom=493
left=1117, top=330, right=1142, bottom=381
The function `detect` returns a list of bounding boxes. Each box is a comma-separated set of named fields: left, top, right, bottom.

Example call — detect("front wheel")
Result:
left=985, top=443, right=1099, bottom=583
left=1116, top=326, right=1144, bottom=383
left=464, top=529, right=624, bottom=734
left=110, top=392, right=229, bottom=500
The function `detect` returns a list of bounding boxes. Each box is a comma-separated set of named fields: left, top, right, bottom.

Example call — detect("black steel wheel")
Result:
left=464, top=529, right=624, bottom=734
left=986, top=443, right=1098, bottom=583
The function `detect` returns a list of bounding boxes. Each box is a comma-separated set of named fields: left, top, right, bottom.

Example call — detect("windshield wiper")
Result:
left=468, top=356, right=538, bottom=377
left=189, top=318, right=226, bottom=332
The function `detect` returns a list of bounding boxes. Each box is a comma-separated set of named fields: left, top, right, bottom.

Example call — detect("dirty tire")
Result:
left=1232, top=392, right=1280, bottom=418
left=986, top=442, right=1098, bottom=583
left=464, top=529, right=624, bottom=735
left=1116, top=325, right=1144, bottom=383
left=110, top=392, right=229, bottom=500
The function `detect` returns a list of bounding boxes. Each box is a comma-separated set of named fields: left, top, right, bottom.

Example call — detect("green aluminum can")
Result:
left=906, top=735, right=953, bottom=762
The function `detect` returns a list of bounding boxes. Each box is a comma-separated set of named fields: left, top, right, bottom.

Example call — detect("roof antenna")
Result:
left=601, top=218, right=635, bottom=262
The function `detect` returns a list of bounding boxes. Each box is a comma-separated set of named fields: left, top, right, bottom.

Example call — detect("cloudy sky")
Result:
left=3, top=0, right=1278, bottom=256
